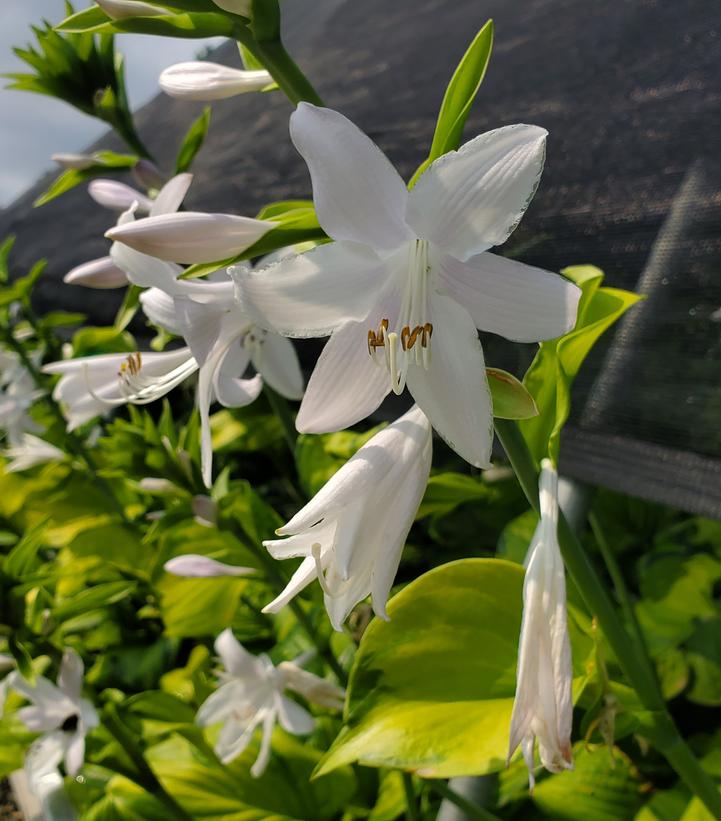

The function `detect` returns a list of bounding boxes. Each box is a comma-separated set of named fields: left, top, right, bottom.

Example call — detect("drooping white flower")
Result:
left=8, top=650, right=99, bottom=778
left=508, top=459, right=573, bottom=789
left=3, top=433, right=65, bottom=473
left=96, top=0, right=163, bottom=19
left=111, top=235, right=304, bottom=486
left=159, top=62, right=273, bottom=101
left=164, top=554, right=254, bottom=577
left=196, top=629, right=343, bottom=777
left=210, top=0, right=251, bottom=15
left=88, top=179, right=153, bottom=213
left=234, top=103, right=581, bottom=468
left=64, top=256, right=129, bottom=289
left=0, top=350, right=44, bottom=445
left=43, top=347, right=198, bottom=431
left=263, top=405, right=432, bottom=630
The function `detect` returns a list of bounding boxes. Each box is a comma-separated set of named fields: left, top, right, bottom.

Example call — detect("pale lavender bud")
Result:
left=88, top=179, right=153, bottom=212
left=52, top=153, right=96, bottom=170
left=64, top=256, right=129, bottom=289
left=96, top=0, right=163, bottom=19
left=210, top=0, right=251, bottom=16
left=159, top=62, right=272, bottom=101
left=164, top=554, right=254, bottom=577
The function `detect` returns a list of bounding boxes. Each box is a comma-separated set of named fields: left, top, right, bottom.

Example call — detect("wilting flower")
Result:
left=263, top=405, right=432, bottom=630
left=3, top=433, right=64, bottom=473
left=96, top=0, right=163, bottom=19
left=159, top=62, right=273, bottom=101
left=8, top=650, right=99, bottom=778
left=508, top=459, right=573, bottom=789
left=64, top=256, right=129, bottom=289
left=197, top=629, right=343, bottom=777
left=0, top=350, right=43, bottom=445
left=43, top=348, right=198, bottom=431
left=235, top=103, right=581, bottom=467
left=112, top=236, right=304, bottom=486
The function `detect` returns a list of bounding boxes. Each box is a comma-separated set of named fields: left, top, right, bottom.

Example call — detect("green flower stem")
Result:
left=401, top=771, right=420, bottom=821
left=103, top=704, right=194, bottom=821
left=428, top=779, right=501, bottom=821
left=494, top=419, right=721, bottom=819
left=236, top=30, right=324, bottom=106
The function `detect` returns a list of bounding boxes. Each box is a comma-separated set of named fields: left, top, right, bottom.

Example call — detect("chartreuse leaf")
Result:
left=316, top=559, right=591, bottom=779
left=520, top=265, right=641, bottom=464
left=487, top=367, right=538, bottom=420
left=55, top=6, right=111, bottom=33
left=90, top=13, right=237, bottom=39
left=175, top=106, right=211, bottom=174
left=148, top=731, right=355, bottom=820
left=409, top=19, right=493, bottom=187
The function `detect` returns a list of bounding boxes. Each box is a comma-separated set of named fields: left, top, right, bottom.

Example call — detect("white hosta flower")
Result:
left=263, top=405, right=432, bottom=630
left=9, top=650, right=99, bottom=778
left=164, top=554, right=254, bottom=577
left=43, top=348, right=198, bottom=431
left=88, top=179, right=153, bottom=213
left=52, top=153, right=96, bottom=170
left=111, top=230, right=304, bottom=485
left=508, top=460, right=573, bottom=789
left=4, top=433, right=64, bottom=473
left=64, top=256, right=129, bottom=289
left=96, top=0, right=163, bottom=19
left=210, top=0, right=251, bottom=15
left=160, top=62, right=272, bottom=101
left=197, top=629, right=344, bottom=777
left=235, top=104, right=581, bottom=468
left=107, top=211, right=277, bottom=265
left=0, top=351, right=44, bottom=445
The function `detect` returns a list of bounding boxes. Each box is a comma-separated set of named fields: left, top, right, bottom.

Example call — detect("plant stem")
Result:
left=428, top=779, right=501, bottom=821
left=402, top=771, right=420, bottom=821
left=237, top=31, right=324, bottom=106
left=494, top=419, right=721, bottom=819
left=103, top=704, right=194, bottom=821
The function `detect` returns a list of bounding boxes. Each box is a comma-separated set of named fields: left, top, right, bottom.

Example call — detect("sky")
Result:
left=0, top=1, right=221, bottom=208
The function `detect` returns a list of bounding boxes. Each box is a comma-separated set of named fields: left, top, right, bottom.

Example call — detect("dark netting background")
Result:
left=2, top=0, right=720, bottom=514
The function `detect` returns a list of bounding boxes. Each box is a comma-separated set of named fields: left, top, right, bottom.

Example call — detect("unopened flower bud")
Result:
left=164, top=554, right=254, bottom=577
left=192, top=494, right=218, bottom=526
left=52, top=152, right=96, bottom=170
left=88, top=179, right=153, bottom=213
left=64, top=256, right=128, bottom=289
left=159, top=62, right=272, bottom=101
left=96, top=0, right=163, bottom=19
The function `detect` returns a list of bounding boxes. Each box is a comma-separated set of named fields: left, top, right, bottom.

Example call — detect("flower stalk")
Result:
left=494, top=418, right=721, bottom=818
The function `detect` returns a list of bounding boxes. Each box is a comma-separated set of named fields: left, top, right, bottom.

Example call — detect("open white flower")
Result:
left=508, top=459, right=573, bottom=789
left=112, top=234, right=304, bottom=486
left=0, top=350, right=44, bottom=445
left=160, top=62, right=272, bottom=101
left=234, top=103, right=581, bottom=467
left=197, top=629, right=344, bottom=777
left=3, top=433, right=64, bottom=472
left=263, top=405, right=432, bottom=630
left=9, top=650, right=99, bottom=778
left=43, top=347, right=198, bottom=431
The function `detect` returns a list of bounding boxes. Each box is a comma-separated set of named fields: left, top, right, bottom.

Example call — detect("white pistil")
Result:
left=311, top=542, right=335, bottom=597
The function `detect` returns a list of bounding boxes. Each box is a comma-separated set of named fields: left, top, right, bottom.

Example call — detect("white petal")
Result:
left=213, top=362, right=262, bottom=408
left=160, top=62, right=272, bottom=101
left=107, top=212, right=275, bottom=264
left=88, top=179, right=152, bottom=213
left=295, top=318, right=390, bottom=433
left=250, top=333, right=304, bottom=400
left=215, top=714, right=260, bottom=764
left=214, top=629, right=258, bottom=678
left=290, top=103, right=412, bottom=252
left=64, top=256, right=128, bottom=289
left=406, top=125, right=547, bottom=261
left=264, top=523, right=334, bottom=560
left=64, top=731, right=85, bottom=777
left=277, top=696, right=314, bottom=735
left=438, top=253, right=581, bottom=342
left=25, top=734, right=66, bottom=781
left=96, top=0, right=163, bottom=18
left=406, top=294, right=493, bottom=468
left=140, top=288, right=185, bottom=334
left=197, top=682, right=246, bottom=726
left=112, top=241, right=184, bottom=292
left=175, top=297, right=227, bottom=367
left=150, top=173, right=193, bottom=216
left=262, top=556, right=317, bottom=614
left=250, top=711, right=276, bottom=778
left=58, top=650, right=83, bottom=701
left=18, top=705, right=64, bottom=732
left=232, top=240, right=386, bottom=338
left=164, top=554, right=254, bottom=577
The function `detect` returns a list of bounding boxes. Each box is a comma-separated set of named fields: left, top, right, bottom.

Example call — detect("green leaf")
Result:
left=175, top=106, right=211, bottom=174
left=95, top=13, right=236, bottom=39
left=83, top=774, right=175, bottom=821
left=8, top=636, right=35, bottom=683
left=71, top=325, right=136, bottom=356
left=317, top=558, right=587, bottom=778
left=520, top=265, right=641, bottom=463
left=114, top=285, right=141, bottom=332
left=496, top=508, right=538, bottom=564
left=3, top=519, right=48, bottom=579
left=416, top=472, right=492, bottom=520
left=55, top=6, right=111, bottom=33
left=0, top=235, right=15, bottom=283
left=409, top=19, right=494, bottom=187
left=487, top=367, right=538, bottom=420
left=159, top=575, right=251, bottom=638
left=34, top=152, right=137, bottom=207
left=686, top=618, right=721, bottom=706
left=53, top=581, right=136, bottom=621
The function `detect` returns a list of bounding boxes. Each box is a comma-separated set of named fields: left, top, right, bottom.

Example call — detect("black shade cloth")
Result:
left=1, top=0, right=720, bottom=515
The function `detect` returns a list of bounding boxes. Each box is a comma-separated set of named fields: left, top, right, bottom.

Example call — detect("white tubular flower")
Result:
left=43, top=348, right=198, bottom=431
left=9, top=650, right=99, bottom=778
left=508, top=459, right=573, bottom=789
left=197, top=629, right=343, bottom=777
left=52, top=153, right=96, bottom=170
left=263, top=405, right=432, bottom=630
left=96, top=0, right=163, bottom=19
left=0, top=351, right=44, bottom=445
left=164, top=554, right=254, bottom=577
left=210, top=0, right=251, bottom=15
left=88, top=179, right=153, bottom=213
left=4, top=433, right=64, bottom=473
left=106, top=211, right=276, bottom=265
left=160, top=62, right=272, bottom=101
left=235, top=104, right=581, bottom=468
left=64, top=256, right=129, bottom=289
